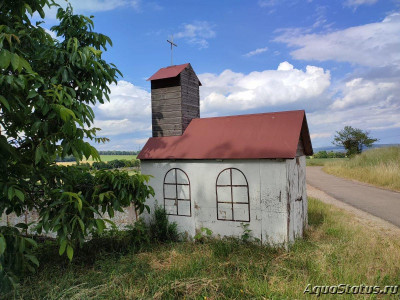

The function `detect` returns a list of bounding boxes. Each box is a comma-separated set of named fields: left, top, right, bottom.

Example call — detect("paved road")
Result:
left=306, top=166, right=400, bottom=228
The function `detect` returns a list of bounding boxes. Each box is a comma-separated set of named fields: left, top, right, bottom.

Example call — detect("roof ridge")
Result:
left=192, top=109, right=305, bottom=122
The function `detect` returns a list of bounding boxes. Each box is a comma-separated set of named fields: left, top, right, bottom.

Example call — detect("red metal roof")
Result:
left=138, top=110, right=313, bottom=160
left=147, top=63, right=190, bottom=81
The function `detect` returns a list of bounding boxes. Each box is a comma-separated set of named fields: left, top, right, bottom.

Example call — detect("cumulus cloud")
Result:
left=175, top=21, right=216, bottom=49
left=331, top=78, right=398, bottom=110
left=275, top=13, right=400, bottom=68
left=96, top=81, right=151, bottom=119
left=310, top=133, right=331, bottom=140
left=94, top=119, right=150, bottom=136
left=199, top=62, right=331, bottom=113
left=92, top=80, right=151, bottom=140
left=243, top=47, right=268, bottom=57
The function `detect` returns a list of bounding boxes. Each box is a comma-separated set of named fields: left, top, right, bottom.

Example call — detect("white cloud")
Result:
left=94, top=119, right=149, bottom=136
left=243, top=47, right=268, bottom=57
left=275, top=13, right=400, bottom=68
left=310, top=132, right=331, bottom=140
left=96, top=81, right=151, bottom=119
left=199, top=61, right=331, bottom=113
left=307, top=73, right=400, bottom=139
left=134, top=138, right=149, bottom=144
left=345, top=0, right=379, bottom=7
left=331, top=78, right=397, bottom=110
left=44, top=28, right=58, bottom=39
left=92, top=80, right=151, bottom=137
left=175, top=21, right=216, bottom=49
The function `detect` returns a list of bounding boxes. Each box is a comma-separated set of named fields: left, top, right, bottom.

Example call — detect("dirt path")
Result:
left=307, top=166, right=400, bottom=229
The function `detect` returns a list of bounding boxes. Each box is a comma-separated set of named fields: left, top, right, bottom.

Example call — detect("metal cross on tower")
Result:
left=167, top=35, right=177, bottom=66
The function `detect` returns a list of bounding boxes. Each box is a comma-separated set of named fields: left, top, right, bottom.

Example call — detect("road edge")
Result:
left=307, top=184, right=400, bottom=238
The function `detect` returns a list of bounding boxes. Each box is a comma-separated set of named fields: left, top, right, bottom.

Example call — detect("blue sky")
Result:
left=43, top=0, right=400, bottom=150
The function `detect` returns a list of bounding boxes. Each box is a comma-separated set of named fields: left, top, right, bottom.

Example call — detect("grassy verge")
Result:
left=323, top=147, right=400, bottom=191
left=7, top=197, right=400, bottom=299
left=306, top=158, right=347, bottom=166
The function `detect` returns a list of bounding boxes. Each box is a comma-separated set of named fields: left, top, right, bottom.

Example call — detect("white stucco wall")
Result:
left=141, top=159, right=306, bottom=245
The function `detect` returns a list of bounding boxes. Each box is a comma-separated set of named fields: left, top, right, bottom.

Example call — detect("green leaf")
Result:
left=0, top=95, right=10, bottom=111
left=25, top=3, right=33, bottom=15
left=0, top=49, right=11, bottom=69
left=27, top=90, right=38, bottom=99
left=78, top=218, right=85, bottom=233
left=35, top=145, right=42, bottom=164
left=59, top=240, right=67, bottom=255
left=25, top=254, right=39, bottom=267
left=11, top=53, right=19, bottom=71
left=95, top=219, right=105, bottom=234
left=7, top=186, right=14, bottom=200
left=14, top=189, right=24, bottom=202
left=77, top=197, right=82, bottom=212
left=25, top=238, right=37, bottom=247
left=15, top=223, right=28, bottom=229
left=0, top=235, right=6, bottom=255
left=67, top=245, right=74, bottom=261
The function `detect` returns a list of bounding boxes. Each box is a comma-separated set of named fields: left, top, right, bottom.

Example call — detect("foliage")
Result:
left=0, top=0, right=153, bottom=290
left=92, top=159, right=140, bottom=170
left=332, top=126, right=378, bottom=156
left=194, top=227, right=213, bottom=243
left=0, top=224, right=38, bottom=294
left=148, top=205, right=180, bottom=243
left=312, top=150, right=346, bottom=159
left=10, top=198, right=400, bottom=299
left=240, top=223, right=253, bottom=243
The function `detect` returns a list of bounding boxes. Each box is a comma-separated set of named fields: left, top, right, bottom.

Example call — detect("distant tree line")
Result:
left=310, top=151, right=346, bottom=159
left=98, top=150, right=140, bottom=155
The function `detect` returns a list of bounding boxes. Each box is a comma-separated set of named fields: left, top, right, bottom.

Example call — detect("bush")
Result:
left=149, top=205, right=180, bottom=242
left=133, top=159, right=141, bottom=168
left=92, top=159, right=140, bottom=170
left=92, top=161, right=112, bottom=170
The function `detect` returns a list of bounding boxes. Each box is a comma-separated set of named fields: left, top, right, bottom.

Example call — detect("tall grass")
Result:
left=7, top=198, right=400, bottom=299
left=306, top=158, right=347, bottom=166
left=323, top=146, right=400, bottom=191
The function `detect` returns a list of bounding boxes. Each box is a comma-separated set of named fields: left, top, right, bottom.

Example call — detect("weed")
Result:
left=149, top=205, right=180, bottom=243
left=194, top=227, right=213, bottom=243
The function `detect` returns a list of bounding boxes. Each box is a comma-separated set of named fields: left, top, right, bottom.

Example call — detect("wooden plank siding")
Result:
left=150, top=64, right=200, bottom=137
left=296, top=136, right=305, bottom=156
left=180, top=65, right=200, bottom=133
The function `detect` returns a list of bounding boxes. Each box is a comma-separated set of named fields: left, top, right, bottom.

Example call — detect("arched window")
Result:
left=163, top=168, right=191, bottom=217
left=216, top=168, right=250, bottom=222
